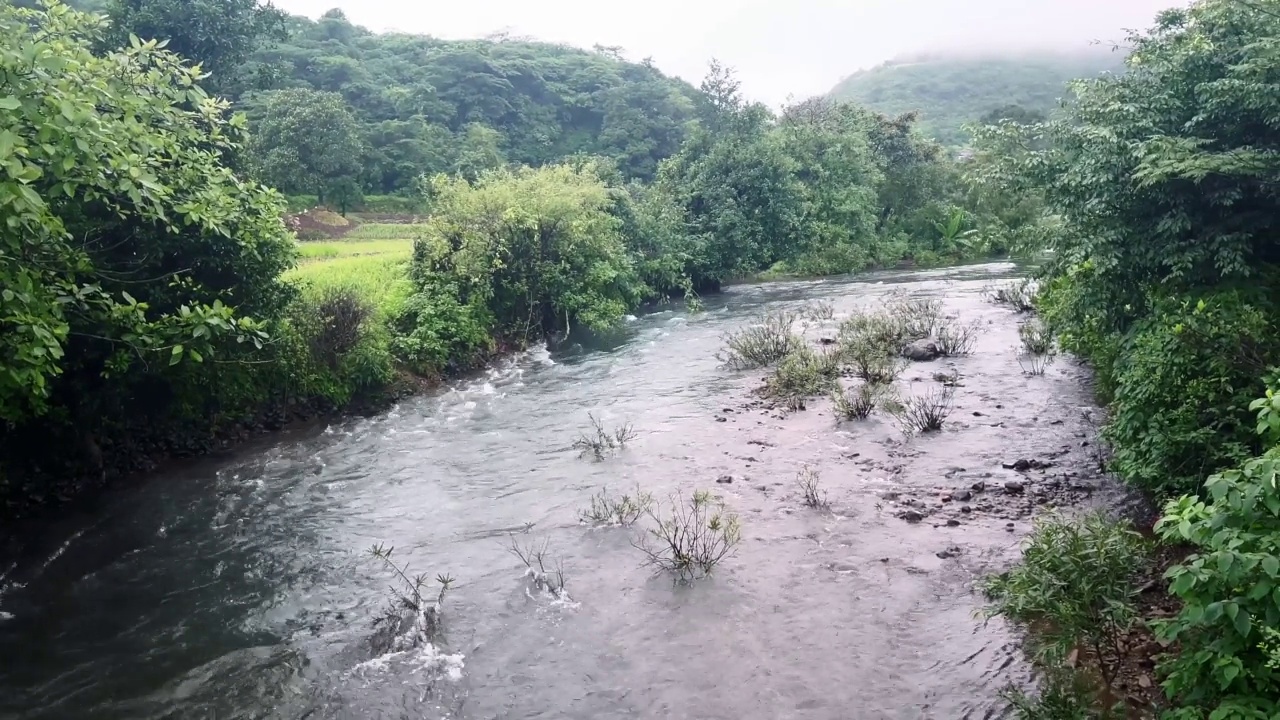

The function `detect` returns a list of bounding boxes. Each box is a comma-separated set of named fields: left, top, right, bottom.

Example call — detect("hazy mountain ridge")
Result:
left=828, top=50, right=1127, bottom=146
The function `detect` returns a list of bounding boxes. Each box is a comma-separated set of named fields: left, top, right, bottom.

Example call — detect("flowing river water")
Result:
left=0, top=263, right=1122, bottom=720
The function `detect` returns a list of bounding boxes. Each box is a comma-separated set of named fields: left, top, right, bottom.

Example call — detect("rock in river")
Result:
left=902, top=339, right=941, bottom=362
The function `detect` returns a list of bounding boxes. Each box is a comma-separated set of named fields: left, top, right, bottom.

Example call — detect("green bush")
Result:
left=1002, top=667, right=1122, bottom=720
left=413, top=165, right=645, bottom=341
left=1155, top=391, right=1280, bottom=717
left=390, top=282, right=492, bottom=376
left=984, top=512, right=1148, bottom=688
left=763, top=346, right=841, bottom=411
left=1106, top=291, right=1274, bottom=497
left=718, top=310, right=802, bottom=370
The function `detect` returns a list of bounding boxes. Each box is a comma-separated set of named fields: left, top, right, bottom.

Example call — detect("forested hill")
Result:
left=235, top=10, right=700, bottom=190
left=827, top=51, right=1126, bottom=146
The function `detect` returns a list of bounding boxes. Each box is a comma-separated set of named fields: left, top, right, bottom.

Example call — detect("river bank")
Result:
left=0, top=262, right=1131, bottom=719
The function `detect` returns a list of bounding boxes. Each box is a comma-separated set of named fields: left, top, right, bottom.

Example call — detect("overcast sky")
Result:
left=273, top=0, right=1182, bottom=105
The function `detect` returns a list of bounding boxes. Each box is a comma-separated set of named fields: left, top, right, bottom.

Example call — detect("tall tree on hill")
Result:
left=251, top=88, right=366, bottom=207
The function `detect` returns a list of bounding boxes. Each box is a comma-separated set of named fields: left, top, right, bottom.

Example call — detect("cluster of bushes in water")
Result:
left=969, top=1, right=1280, bottom=716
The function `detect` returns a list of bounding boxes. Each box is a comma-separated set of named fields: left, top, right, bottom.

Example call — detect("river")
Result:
left=0, top=262, right=1117, bottom=719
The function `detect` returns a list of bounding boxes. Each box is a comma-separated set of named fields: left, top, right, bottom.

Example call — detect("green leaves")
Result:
left=0, top=1, right=293, bottom=426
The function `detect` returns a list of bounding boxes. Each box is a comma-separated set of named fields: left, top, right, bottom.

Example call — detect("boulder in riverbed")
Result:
left=902, top=339, right=940, bottom=362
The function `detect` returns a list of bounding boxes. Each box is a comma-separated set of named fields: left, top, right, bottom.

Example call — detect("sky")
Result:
left=272, top=0, right=1182, bottom=106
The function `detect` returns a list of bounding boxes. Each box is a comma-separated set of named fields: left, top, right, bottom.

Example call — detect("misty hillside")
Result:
left=828, top=51, right=1126, bottom=146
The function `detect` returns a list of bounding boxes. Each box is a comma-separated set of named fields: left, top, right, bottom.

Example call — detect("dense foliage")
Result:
left=829, top=51, right=1125, bottom=147
left=232, top=10, right=700, bottom=192
left=974, top=0, right=1280, bottom=717
left=0, top=1, right=297, bottom=498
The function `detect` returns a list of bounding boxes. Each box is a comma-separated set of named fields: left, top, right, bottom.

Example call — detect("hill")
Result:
left=232, top=10, right=700, bottom=191
left=827, top=51, right=1126, bottom=146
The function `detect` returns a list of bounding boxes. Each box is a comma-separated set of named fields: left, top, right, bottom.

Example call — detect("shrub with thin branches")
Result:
left=507, top=536, right=568, bottom=598
left=573, top=413, right=638, bottom=460
left=831, top=382, right=878, bottom=420
left=796, top=465, right=829, bottom=509
left=984, top=279, right=1038, bottom=313
left=839, top=308, right=910, bottom=355
left=718, top=310, right=802, bottom=369
left=936, top=320, right=982, bottom=356
left=887, top=296, right=943, bottom=341
left=802, top=300, right=836, bottom=322
left=891, top=384, right=955, bottom=435
left=634, top=490, right=742, bottom=582
left=843, top=335, right=905, bottom=384
left=579, top=485, right=655, bottom=527
left=309, top=286, right=371, bottom=368
left=367, top=543, right=455, bottom=653
left=1019, top=321, right=1055, bottom=355
left=1018, top=351, right=1056, bottom=376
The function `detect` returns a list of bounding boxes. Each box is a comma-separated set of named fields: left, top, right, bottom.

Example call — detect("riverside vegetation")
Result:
left=967, top=0, right=1280, bottom=717
left=0, top=0, right=1000, bottom=514
left=6, top=0, right=1280, bottom=717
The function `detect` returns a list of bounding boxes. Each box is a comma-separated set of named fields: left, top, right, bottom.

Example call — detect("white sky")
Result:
left=273, top=0, right=1182, bottom=105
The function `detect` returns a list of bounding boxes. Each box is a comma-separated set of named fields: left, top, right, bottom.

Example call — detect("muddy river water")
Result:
left=0, top=263, right=1120, bottom=719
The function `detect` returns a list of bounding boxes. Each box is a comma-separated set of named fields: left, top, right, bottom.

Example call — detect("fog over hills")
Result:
left=275, top=0, right=1180, bottom=105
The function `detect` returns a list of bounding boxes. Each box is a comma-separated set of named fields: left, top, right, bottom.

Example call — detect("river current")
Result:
left=0, top=263, right=1114, bottom=719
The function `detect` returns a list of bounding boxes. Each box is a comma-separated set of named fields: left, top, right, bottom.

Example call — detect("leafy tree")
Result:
left=411, top=164, right=645, bottom=343
left=451, top=123, right=506, bottom=181
left=775, top=98, right=882, bottom=274
left=655, top=65, right=806, bottom=287
left=0, top=2, right=294, bottom=423
left=103, top=0, right=288, bottom=94
left=251, top=88, right=366, bottom=206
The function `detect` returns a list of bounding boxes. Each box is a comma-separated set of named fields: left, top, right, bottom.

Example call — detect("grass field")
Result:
left=342, top=223, right=431, bottom=240
left=289, top=223, right=426, bottom=315
left=297, top=239, right=413, bottom=262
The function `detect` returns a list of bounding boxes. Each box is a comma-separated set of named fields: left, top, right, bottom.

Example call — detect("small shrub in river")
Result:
left=983, top=512, right=1147, bottom=690
left=842, top=331, right=905, bottom=384
left=1019, top=320, right=1055, bottom=356
left=935, top=320, right=982, bottom=356
left=579, top=485, right=655, bottom=527
left=367, top=543, right=455, bottom=652
left=763, top=346, right=840, bottom=411
left=718, top=310, right=802, bottom=369
left=635, top=490, right=742, bottom=582
left=1018, top=350, right=1055, bottom=376
left=831, top=382, right=878, bottom=421
left=891, top=384, right=955, bottom=435
left=839, top=308, right=910, bottom=355
left=573, top=413, right=638, bottom=460
left=796, top=465, right=829, bottom=510
left=887, top=295, right=944, bottom=341
left=985, top=279, right=1038, bottom=313
left=507, top=536, right=568, bottom=598
left=801, top=300, right=836, bottom=322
